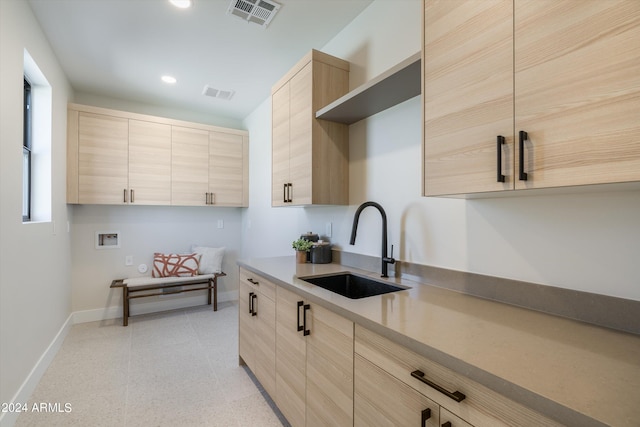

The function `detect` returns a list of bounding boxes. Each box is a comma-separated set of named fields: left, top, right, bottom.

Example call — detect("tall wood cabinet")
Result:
left=275, top=285, right=354, bottom=427
left=67, top=104, right=249, bottom=207
left=423, top=0, right=640, bottom=196
left=271, top=50, right=350, bottom=206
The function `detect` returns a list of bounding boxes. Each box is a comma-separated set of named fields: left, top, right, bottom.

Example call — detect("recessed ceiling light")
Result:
left=161, top=75, right=177, bottom=84
left=169, top=0, right=192, bottom=9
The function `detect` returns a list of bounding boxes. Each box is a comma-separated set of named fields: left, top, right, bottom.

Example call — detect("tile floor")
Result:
left=15, top=301, right=287, bottom=427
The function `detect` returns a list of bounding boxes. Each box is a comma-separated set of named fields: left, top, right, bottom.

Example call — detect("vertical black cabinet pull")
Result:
left=297, top=301, right=304, bottom=332
left=441, top=423, right=452, bottom=427
left=411, top=370, right=466, bottom=402
left=496, top=135, right=505, bottom=183
left=249, top=292, right=254, bottom=314
left=251, top=293, right=257, bottom=316
left=130, top=189, right=134, bottom=203
left=123, top=189, right=128, bottom=203
left=519, top=130, right=528, bottom=181
left=283, top=184, right=287, bottom=203
left=421, top=408, right=431, bottom=427
left=303, top=304, right=311, bottom=336
left=287, top=183, right=293, bottom=203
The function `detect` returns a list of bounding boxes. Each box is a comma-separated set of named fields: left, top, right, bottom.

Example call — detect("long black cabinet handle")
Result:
left=287, top=183, right=293, bottom=203
left=297, top=301, right=304, bottom=332
left=421, top=408, right=431, bottom=427
left=519, top=130, right=528, bottom=181
left=283, top=184, right=287, bottom=203
left=411, top=370, right=466, bottom=402
left=303, top=304, right=311, bottom=336
left=249, top=292, right=254, bottom=314
left=497, top=135, right=505, bottom=183
left=251, top=293, right=257, bottom=316
left=247, top=278, right=259, bottom=285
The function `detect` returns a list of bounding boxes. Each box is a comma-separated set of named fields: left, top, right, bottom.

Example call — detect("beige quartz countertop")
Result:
left=238, top=256, right=640, bottom=427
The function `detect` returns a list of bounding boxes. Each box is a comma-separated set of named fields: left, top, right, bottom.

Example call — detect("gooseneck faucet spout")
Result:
left=350, top=201, right=396, bottom=278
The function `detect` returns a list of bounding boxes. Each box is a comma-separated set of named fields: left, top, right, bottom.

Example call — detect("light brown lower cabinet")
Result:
left=355, top=325, right=562, bottom=427
left=355, top=354, right=440, bottom=427
left=275, top=285, right=353, bottom=427
left=238, top=268, right=276, bottom=397
left=239, top=270, right=564, bottom=427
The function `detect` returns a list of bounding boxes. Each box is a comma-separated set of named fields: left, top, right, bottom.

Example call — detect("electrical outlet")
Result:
left=125, top=255, right=133, bottom=266
left=217, top=219, right=224, bottom=229
left=326, top=222, right=332, bottom=238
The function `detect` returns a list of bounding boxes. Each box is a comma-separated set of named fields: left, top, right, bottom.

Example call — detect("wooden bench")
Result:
left=110, top=272, right=225, bottom=326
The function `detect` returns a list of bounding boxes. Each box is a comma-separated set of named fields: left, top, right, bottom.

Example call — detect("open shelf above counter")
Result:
left=315, top=52, right=421, bottom=125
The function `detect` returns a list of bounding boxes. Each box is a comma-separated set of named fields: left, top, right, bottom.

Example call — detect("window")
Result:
left=23, top=78, right=32, bottom=222
left=23, top=49, right=52, bottom=224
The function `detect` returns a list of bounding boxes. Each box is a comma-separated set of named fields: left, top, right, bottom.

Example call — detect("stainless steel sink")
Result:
left=299, top=272, right=408, bottom=299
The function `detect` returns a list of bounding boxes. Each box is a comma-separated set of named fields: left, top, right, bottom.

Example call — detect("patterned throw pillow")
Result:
left=152, top=253, right=201, bottom=278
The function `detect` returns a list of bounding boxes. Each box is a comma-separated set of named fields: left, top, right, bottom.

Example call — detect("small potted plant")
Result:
left=292, top=238, right=314, bottom=263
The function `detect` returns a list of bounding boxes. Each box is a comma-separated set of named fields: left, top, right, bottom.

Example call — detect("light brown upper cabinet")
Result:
left=171, top=126, right=210, bottom=206
left=172, top=127, right=249, bottom=207
left=68, top=104, right=249, bottom=207
left=128, top=119, right=172, bottom=205
left=271, top=50, right=350, bottom=206
left=209, top=131, right=249, bottom=207
left=73, top=111, right=130, bottom=204
left=423, top=0, right=640, bottom=196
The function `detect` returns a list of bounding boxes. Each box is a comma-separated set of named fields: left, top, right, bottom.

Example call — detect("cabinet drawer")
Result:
left=239, top=268, right=276, bottom=301
left=355, top=325, right=561, bottom=427
left=355, top=354, right=439, bottom=427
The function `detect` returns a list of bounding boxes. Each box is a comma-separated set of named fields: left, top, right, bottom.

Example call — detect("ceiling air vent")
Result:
left=227, top=0, right=281, bottom=28
left=202, top=85, right=235, bottom=101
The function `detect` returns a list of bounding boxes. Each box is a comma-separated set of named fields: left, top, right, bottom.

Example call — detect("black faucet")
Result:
left=350, top=201, right=396, bottom=278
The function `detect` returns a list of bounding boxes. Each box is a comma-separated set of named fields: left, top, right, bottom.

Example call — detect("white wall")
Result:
left=70, top=205, right=243, bottom=315
left=0, top=0, right=73, bottom=409
left=241, top=0, right=640, bottom=301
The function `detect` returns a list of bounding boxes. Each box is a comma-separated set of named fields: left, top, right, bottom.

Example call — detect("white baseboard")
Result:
left=72, top=290, right=238, bottom=324
left=0, top=313, right=73, bottom=427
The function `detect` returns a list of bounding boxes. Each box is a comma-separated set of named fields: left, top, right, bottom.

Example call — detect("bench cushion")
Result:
left=123, top=273, right=218, bottom=288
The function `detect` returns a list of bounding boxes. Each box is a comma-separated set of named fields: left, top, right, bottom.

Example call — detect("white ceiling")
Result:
left=27, top=0, right=373, bottom=121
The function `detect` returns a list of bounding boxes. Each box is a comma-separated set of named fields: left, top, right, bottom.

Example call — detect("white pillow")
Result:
left=191, top=246, right=225, bottom=274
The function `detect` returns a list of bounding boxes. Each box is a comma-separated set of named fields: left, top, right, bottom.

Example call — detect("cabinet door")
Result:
left=355, top=354, right=439, bottom=427
left=252, top=290, right=276, bottom=398
left=288, top=62, right=313, bottom=205
left=275, top=286, right=307, bottom=427
left=306, top=303, right=354, bottom=427
left=423, top=0, right=514, bottom=196
left=209, top=131, right=246, bottom=206
left=78, top=112, right=128, bottom=204
left=514, top=0, right=640, bottom=189
left=238, top=280, right=255, bottom=370
left=171, top=126, right=209, bottom=206
left=272, top=84, right=290, bottom=207
left=128, top=120, right=171, bottom=205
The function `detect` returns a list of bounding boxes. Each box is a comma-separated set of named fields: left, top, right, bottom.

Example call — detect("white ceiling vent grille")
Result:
left=227, top=0, right=281, bottom=28
left=202, top=85, right=235, bottom=101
